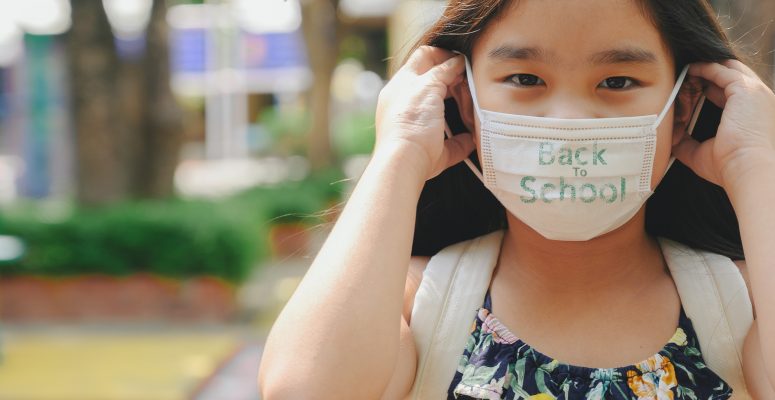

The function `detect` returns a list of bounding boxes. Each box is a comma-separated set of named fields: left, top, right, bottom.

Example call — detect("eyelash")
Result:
left=506, top=74, right=640, bottom=90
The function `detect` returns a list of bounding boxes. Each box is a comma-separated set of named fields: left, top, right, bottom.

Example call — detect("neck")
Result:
left=500, top=208, right=666, bottom=297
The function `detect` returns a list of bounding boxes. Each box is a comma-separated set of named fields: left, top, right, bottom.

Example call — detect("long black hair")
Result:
left=409, top=0, right=744, bottom=260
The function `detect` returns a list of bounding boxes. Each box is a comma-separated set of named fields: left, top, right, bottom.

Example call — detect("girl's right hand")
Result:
left=374, top=46, right=476, bottom=181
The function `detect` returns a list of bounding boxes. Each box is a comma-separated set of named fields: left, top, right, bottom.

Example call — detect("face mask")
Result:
left=446, top=56, right=691, bottom=241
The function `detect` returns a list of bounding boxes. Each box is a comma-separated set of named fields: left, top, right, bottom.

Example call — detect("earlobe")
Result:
left=449, top=79, right=477, bottom=135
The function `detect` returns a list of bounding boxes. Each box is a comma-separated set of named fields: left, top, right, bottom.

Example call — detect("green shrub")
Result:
left=0, top=169, right=347, bottom=283
left=0, top=200, right=260, bottom=283
left=332, top=111, right=376, bottom=159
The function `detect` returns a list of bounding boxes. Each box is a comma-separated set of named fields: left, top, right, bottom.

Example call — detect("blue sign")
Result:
left=170, top=28, right=207, bottom=74
left=240, top=30, right=307, bottom=70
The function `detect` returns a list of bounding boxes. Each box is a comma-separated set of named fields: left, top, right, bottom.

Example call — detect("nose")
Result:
left=541, top=93, right=597, bottom=119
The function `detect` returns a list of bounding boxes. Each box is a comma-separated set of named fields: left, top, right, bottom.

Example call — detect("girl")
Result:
left=259, top=0, right=775, bottom=399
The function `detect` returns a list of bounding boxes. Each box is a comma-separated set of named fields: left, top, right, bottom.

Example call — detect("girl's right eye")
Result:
left=507, top=74, right=545, bottom=87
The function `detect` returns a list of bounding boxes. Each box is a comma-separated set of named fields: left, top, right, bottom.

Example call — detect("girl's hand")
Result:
left=672, top=60, right=775, bottom=191
left=374, top=46, right=475, bottom=181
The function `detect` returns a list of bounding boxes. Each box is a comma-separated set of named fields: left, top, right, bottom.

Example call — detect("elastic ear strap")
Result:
left=664, top=94, right=706, bottom=174
left=462, top=56, right=484, bottom=123
left=656, top=64, right=690, bottom=126
left=444, top=121, right=484, bottom=181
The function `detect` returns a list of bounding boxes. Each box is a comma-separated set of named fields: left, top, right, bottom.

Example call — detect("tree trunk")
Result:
left=135, top=0, right=184, bottom=199
left=68, top=0, right=183, bottom=205
left=301, top=0, right=338, bottom=171
left=67, top=0, right=129, bottom=206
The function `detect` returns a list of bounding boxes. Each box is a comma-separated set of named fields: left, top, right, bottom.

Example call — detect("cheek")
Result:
left=650, top=107, right=676, bottom=189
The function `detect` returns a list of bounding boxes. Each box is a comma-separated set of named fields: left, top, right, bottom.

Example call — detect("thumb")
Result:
left=672, top=135, right=721, bottom=186
left=440, top=133, right=476, bottom=170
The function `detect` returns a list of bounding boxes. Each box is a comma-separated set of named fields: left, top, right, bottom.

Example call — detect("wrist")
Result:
left=370, top=139, right=433, bottom=184
left=722, top=150, right=775, bottom=200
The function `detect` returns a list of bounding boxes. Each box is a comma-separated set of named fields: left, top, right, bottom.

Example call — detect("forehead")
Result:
left=473, top=0, right=672, bottom=68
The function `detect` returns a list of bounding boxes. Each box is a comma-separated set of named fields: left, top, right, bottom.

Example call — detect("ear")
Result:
left=672, top=75, right=704, bottom=146
left=449, top=77, right=477, bottom=138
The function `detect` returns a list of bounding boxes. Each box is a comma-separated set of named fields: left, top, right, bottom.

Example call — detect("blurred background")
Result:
left=0, top=0, right=771, bottom=399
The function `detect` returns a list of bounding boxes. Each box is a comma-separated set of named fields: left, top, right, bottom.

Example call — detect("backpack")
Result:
left=409, top=230, right=753, bottom=399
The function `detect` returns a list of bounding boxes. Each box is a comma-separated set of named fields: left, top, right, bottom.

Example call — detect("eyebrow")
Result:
left=487, top=45, right=658, bottom=65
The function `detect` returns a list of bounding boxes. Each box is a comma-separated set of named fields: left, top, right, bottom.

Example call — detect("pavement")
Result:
left=0, top=253, right=317, bottom=400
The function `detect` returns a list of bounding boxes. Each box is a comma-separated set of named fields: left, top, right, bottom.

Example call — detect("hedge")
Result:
left=0, top=169, right=347, bottom=284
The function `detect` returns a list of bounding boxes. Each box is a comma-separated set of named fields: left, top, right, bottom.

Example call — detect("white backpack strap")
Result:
left=409, top=230, right=504, bottom=400
left=659, top=237, right=753, bottom=399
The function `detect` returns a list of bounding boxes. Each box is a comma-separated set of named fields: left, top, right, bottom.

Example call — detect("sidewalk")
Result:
left=0, top=255, right=315, bottom=400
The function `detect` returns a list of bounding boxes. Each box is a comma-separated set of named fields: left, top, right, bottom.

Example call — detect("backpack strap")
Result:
left=409, top=230, right=505, bottom=400
left=658, top=237, right=753, bottom=399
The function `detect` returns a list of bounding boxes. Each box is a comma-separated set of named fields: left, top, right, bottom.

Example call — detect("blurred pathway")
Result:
left=0, top=255, right=315, bottom=400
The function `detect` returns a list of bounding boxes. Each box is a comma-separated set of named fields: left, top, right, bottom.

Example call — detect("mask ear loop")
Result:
left=444, top=122, right=484, bottom=181
left=444, top=52, right=485, bottom=181
left=657, top=64, right=691, bottom=173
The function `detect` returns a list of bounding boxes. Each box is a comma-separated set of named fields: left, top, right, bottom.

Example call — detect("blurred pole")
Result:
left=301, top=0, right=336, bottom=170
left=205, top=0, right=248, bottom=159
left=20, top=35, right=71, bottom=199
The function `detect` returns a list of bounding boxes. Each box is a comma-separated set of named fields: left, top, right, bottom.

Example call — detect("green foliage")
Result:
left=332, top=111, right=376, bottom=158
left=0, top=169, right=347, bottom=283
left=258, top=106, right=311, bottom=156
left=233, top=168, right=347, bottom=224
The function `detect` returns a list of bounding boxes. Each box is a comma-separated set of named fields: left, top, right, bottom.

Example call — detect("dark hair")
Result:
left=409, top=0, right=744, bottom=260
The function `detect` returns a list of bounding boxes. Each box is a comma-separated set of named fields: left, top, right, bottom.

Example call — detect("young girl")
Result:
left=258, top=1, right=775, bottom=399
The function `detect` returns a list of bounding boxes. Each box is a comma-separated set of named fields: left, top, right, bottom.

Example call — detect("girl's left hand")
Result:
left=672, top=60, right=775, bottom=191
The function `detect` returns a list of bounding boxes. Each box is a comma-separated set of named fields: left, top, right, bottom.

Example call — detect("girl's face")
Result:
left=454, top=0, right=697, bottom=189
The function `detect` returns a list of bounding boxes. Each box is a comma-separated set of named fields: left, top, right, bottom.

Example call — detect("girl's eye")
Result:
left=508, top=74, right=545, bottom=87
left=599, top=76, right=637, bottom=90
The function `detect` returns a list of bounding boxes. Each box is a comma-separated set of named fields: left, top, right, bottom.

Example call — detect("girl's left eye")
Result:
left=599, top=77, right=638, bottom=90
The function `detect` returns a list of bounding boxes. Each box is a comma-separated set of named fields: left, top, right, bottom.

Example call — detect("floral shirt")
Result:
left=448, top=289, right=733, bottom=399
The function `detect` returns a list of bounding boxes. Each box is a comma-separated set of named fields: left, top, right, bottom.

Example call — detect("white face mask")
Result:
left=446, top=56, right=691, bottom=241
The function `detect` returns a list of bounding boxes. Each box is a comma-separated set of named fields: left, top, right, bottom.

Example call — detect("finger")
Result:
left=440, top=132, right=476, bottom=170
left=425, top=54, right=466, bottom=88
left=671, top=135, right=721, bottom=186
left=689, top=62, right=745, bottom=90
left=403, top=45, right=456, bottom=76
left=702, top=81, right=727, bottom=108
left=721, top=59, right=761, bottom=80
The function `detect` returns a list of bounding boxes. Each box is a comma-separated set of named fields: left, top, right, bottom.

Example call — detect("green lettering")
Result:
left=559, top=177, right=576, bottom=201
left=574, top=147, right=588, bottom=166
left=558, top=148, right=572, bottom=165
left=580, top=183, right=597, bottom=203
left=620, top=177, right=626, bottom=202
left=593, top=143, right=607, bottom=165
left=538, top=142, right=555, bottom=165
left=541, top=183, right=556, bottom=203
left=520, top=176, right=537, bottom=203
left=600, top=183, right=618, bottom=203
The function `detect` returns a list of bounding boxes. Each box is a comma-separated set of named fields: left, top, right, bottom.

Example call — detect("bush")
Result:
left=0, top=200, right=260, bottom=283
left=332, top=111, right=376, bottom=159
left=0, top=169, right=348, bottom=283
